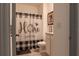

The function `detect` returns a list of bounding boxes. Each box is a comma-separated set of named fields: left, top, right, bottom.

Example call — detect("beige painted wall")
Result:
left=43, top=3, right=54, bottom=40
left=42, top=3, right=54, bottom=55
left=52, top=3, right=69, bottom=56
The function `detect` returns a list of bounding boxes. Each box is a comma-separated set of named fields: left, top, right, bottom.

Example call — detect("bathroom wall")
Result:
left=43, top=3, right=54, bottom=55
left=43, top=3, right=54, bottom=40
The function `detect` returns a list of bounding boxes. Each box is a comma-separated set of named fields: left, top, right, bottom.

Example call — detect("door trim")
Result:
left=69, top=3, right=78, bottom=56
left=12, top=3, right=16, bottom=56
left=0, top=3, right=10, bottom=56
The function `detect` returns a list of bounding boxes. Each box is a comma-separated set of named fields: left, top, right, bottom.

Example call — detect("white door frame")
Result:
left=69, top=3, right=78, bottom=56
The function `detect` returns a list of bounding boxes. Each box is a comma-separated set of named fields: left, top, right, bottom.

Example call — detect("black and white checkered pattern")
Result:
left=16, top=39, right=43, bottom=51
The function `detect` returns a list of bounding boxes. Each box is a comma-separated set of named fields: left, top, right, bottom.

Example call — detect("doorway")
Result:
left=1, top=3, right=77, bottom=56
left=0, top=4, right=71, bottom=55
left=10, top=3, right=71, bottom=56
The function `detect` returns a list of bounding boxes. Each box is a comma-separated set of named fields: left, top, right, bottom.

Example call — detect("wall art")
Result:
left=47, top=11, right=54, bottom=25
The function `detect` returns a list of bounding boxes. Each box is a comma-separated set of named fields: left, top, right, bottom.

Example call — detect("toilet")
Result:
left=37, top=41, right=46, bottom=53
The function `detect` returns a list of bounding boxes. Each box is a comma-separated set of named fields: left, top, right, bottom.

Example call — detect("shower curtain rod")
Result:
left=16, top=12, right=42, bottom=18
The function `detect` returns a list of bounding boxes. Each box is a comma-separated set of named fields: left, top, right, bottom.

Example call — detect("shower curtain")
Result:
left=16, top=12, right=43, bottom=54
